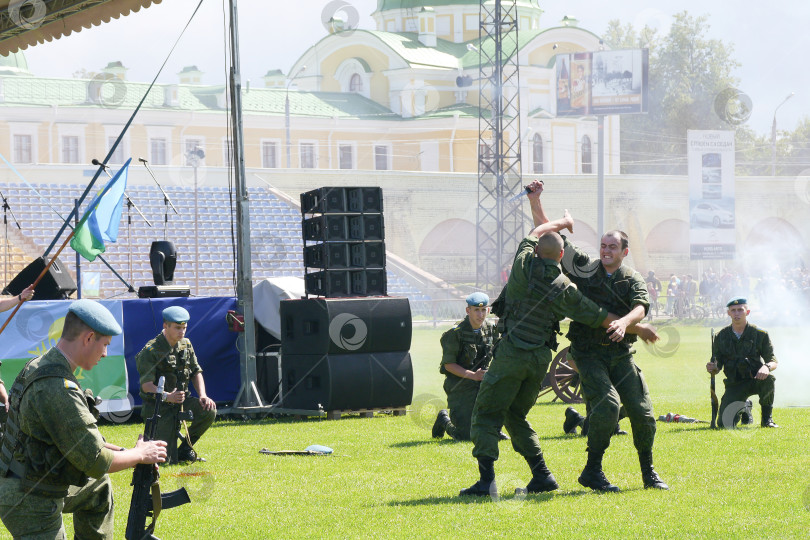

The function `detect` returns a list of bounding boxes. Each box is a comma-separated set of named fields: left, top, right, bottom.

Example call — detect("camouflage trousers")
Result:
left=143, top=396, right=216, bottom=464
left=718, top=375, right=775, bottom=428
left=443, top=378, right=480, bottom=441
left=571, top=346, right=656, bottom=454
left=471, top=338, right=551, bottom=460
left=0, top=474, right=113, bottom=539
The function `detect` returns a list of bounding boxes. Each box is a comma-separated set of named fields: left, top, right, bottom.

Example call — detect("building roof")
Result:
left=375, top=0, right=540, bottom=10
left=0, top=74, right=399, bottom=119
left=352, top=31, right=468, bottom=69
left=0, top=50, right=30, bottom=76
left=0, top=0, right=163, bottom=55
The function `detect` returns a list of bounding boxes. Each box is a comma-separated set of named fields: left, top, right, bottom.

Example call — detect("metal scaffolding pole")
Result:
left=476, top=0, right=524, bottom=295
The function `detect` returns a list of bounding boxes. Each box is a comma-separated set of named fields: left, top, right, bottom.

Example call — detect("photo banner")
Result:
left=0, top=300, right=128, bottom=414
left=556, top=48, right=648, bottom=116
left=688, top=130, right=736, bottom=259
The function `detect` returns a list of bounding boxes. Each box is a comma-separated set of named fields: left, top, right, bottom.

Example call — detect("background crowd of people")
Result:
left=644, top=266, right=810, bottom=321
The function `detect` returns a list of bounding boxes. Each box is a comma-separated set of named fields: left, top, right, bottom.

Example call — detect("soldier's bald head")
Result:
left=536, top=232, right=564, bottom=260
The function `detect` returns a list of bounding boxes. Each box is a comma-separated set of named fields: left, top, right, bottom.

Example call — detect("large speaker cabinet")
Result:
left=279, top=297, right=412, bottom=411
left=3, top=257, right=77, bottom=300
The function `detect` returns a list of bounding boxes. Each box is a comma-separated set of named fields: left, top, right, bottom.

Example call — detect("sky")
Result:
left=15, top=0, right=810, bottom=136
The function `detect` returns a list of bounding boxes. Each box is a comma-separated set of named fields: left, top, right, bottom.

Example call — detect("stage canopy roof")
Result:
left=0, top=0, right=161, bottom=56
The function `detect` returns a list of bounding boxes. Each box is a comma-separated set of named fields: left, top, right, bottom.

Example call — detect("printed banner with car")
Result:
left=688, top=130, right=736, bottom=259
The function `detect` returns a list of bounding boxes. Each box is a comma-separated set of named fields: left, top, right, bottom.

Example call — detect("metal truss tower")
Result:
left=476, top=0, right=524, bottom=294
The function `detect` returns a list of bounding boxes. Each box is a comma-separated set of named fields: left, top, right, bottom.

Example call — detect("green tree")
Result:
left=783, top=116, right=810, bottom=176
left=603, top=12, right=740, bottom=174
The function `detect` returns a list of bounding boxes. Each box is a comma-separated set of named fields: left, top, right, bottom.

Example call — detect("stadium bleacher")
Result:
left=0, top=182, right=427, bottom=303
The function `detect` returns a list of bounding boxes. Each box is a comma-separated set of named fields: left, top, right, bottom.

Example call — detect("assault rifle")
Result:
left=710, top=329, right=719, bottom=429
left=126, top=376, right=191, bottom=540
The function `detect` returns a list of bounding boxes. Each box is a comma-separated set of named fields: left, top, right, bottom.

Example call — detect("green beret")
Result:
left=726, top=297, right=747, bottom=307
left=163, top=306, right=190, bottom=323
left=68, top=299, right=122, bottom=336
left=466, top=292, right=490, bottom=307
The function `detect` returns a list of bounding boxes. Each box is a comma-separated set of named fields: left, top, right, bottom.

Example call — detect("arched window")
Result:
left=349, top=73, right=363, bottom=93
left=581, top=135, right=592, bottom=174
left=532, top=133, right=543, bottom=174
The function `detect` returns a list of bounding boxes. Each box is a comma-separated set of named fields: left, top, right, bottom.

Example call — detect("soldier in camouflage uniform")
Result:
left=531, top=193, right=666, bottom=493
left=706, top=298, right=778, bottom=428
left=0, top=299, right=166, bottom=539
left=136, top=306, right=216, bottom=464
left=560, top=233, right=668, bottom=492
left=433, top=292, right=508, bottom=442
left=460, top=182, right=650, bottom=497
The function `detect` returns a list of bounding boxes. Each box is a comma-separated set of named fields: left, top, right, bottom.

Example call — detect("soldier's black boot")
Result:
left=639, top=451, right=669, bottom=490
left=432, top=409, right=450, bottom=438
left=761, top=406, right=779, bottom=428
left=177, top=441, right=198, bottom=463
left=614, top=423, right=628, bottom=436
left=740, top=400, right=754, bottom=425
left=578, top=450, right=620, bottom=492
left=459, top=457, right=496, bottom=497
left=523, top=454, right=559, bottom=493
left=563, top=407, right=585, bottom=434
left=497, top=430, right=510, bottom=441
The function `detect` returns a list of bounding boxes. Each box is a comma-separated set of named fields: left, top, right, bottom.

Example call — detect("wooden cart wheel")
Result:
left=546, top=346, right=583, bottom=404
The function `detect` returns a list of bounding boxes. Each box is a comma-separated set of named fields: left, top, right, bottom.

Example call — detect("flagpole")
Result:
left=0, top=230, right=76, bottom=338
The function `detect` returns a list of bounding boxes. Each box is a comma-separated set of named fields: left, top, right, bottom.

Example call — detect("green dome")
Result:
left=0, top=51, right=30, bottom=75
left=377, top=0, right=541, bottom=10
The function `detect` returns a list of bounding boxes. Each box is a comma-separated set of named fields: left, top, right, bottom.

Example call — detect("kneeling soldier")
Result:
left=433, top=293, right=508, bottom=442
left=706, top=298, right=778, bottom=429
left=136, top=306, right=217, bottom=464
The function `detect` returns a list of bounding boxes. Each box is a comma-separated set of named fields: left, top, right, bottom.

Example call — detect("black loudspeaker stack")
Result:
left=279, top=296, right=413, bottom=411
left=300, top=187, right=386, bottom=297
left=3, top=256, right=77, bottom=300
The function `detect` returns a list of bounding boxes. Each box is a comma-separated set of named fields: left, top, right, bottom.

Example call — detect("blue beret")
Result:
left=466, top=292, right=490, bottom=307
left=68, top=299, right=122, bottom=336
left=163, top=306, right=190, bottom=323
left=726, top=297, right=747, bottom=307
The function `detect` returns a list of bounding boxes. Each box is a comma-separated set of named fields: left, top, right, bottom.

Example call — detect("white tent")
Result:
left=252, top=277, right=305, bottom=339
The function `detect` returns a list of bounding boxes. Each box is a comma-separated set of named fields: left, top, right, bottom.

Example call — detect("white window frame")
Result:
left=335, top=58, right=371, bottom=99
left=56, top=124, right=84, bottom=165
left=8, top=123, right=38, bottom=164
left=299, top=140, right=317, bottom=169
left=149, top=138, right=168, bottom=166
left=420, top=141, right=440, bottom=172
left=338, top=142, right=356, bottom=170
left=103, top=125, right=129, bottom=165
left=261, top=139, right=280, bottom=169
left=146, top=126, right=173, bottom=166
left=61, top=135, right=80, bottom=164
left=373, top=143, right=392, bottom=171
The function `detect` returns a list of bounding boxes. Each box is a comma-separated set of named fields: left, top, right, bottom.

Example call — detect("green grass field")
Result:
left=62, top=324, right=809, bottom=539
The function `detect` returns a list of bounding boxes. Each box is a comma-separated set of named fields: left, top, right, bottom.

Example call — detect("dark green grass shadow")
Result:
left=390, top=438, right=469, bottom=448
